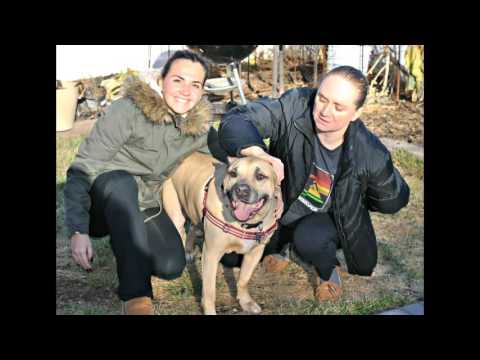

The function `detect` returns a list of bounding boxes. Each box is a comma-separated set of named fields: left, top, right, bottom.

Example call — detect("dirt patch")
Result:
left=362, top=99, right=424, bottom=146
left=56, top=234, right=118, bottom=315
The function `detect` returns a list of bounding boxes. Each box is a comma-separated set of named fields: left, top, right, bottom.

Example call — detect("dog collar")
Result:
left=202, top=177, right=277, bottom=243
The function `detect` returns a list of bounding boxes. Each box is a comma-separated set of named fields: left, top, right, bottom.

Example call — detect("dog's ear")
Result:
left=227, top=156, right=240, bottom=165
left=271, top=170, right=279, bottom=188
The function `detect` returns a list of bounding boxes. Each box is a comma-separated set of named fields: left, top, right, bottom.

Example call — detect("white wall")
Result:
left=327, top=45, right=374, bottom=74
left=57, top=45, right=409, bottom=81
left=56, top=45, right=187, bottom=80
left=255, top=45, right=275, bottom=59
left=327, top=45, right=411, bottom=74
left=149, top=45, right=187, bottom=68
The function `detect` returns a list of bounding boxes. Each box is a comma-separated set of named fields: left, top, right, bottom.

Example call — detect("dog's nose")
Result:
left=234, top=183, right=251, bottom=200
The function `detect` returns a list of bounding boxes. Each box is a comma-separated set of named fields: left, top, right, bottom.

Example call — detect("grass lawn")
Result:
left=56, top=133, right=423, bottom=315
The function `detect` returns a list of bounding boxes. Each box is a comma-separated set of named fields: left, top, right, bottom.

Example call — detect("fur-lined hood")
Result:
left=123, top=76, right=212, bottom=136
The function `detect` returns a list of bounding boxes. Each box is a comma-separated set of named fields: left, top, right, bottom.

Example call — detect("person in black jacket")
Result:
left=218, top=65, right=410, bottom=301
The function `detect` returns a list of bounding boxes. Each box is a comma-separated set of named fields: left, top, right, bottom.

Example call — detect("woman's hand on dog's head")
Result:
left=238, top=147, right=284, bottom=186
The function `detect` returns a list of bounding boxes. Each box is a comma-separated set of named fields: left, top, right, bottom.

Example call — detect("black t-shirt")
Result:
left=295, top=136, right=342, bottom=213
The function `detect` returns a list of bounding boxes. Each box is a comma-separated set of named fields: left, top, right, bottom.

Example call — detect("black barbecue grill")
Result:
left=188, top=45, right=257, bottom=64
left=188, top=45, right=257, bottom=105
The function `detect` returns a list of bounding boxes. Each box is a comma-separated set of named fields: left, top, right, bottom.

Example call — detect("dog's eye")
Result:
left=256, top=173, right=267, bottom=181
left=228, top=170, right=237, bottom=177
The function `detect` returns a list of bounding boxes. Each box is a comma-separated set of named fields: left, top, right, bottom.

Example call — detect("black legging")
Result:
left=89, top=170, right=185, bottom=301
left=220, top=212, right=340, bottom=281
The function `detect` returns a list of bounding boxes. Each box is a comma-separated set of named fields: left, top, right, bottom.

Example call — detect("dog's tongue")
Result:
left=233, top=202, right=256, bottom=222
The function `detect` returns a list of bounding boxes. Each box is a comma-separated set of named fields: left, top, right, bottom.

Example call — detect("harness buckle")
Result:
left=221, top=222, right=229, bottom=233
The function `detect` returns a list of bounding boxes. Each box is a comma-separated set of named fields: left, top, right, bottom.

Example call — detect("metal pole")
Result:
left=232, top=63, right=247, bottom=105
left=396, top=45, right=401, bottom=102
left=360, top=45, right=364, bottom=73
left=272, top=46, right=278, bottom=98
left=247, top=54, right=254, bottom=92
left=148, top=45, right=152, bottom=69
left=247, top=54, right=250, bottom=83
left=279, top=45, right=284, bottom=95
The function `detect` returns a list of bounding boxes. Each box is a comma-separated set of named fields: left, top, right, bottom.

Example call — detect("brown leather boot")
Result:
left=122, top=296, right=154, bottom=315
left=263, top=254, right=290, bottom=273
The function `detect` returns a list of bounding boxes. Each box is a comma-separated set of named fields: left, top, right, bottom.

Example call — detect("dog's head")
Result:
left=222, top=156, right=278, bottom=223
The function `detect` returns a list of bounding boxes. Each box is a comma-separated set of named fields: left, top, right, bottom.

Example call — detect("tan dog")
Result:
left=162, top=152, right=280, bottom=315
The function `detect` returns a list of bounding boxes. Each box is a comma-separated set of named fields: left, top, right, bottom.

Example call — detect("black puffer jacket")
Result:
left=218, top=88, right=410, bottom=275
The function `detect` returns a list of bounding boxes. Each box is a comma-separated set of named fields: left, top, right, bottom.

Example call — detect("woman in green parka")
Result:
left=64, top=50, right=225, bottom=315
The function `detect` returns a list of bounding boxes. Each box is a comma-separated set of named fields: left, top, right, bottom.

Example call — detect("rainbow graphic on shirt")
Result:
left=298, top=164, right=333, bottom=212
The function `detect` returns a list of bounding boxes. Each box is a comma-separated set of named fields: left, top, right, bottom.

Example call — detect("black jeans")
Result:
left=220, top=212, right=340, bottom=281
left=89, top=170, right=185, bottom=301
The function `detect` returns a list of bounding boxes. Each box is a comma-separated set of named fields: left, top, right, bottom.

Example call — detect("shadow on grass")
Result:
left=377, top=240, right=422, bottom=288
left=56, top=183, right=67, bottom=236
left=289, top=249, right=318, bottom=297
left=184, top=255, right=239, bottom=311
left=185, top=261, right=203, bottom=308
left=222, top=266, right=237, bottom=299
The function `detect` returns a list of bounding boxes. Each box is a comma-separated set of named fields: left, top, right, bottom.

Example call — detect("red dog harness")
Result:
left=202, top=177, right=278, bottom=243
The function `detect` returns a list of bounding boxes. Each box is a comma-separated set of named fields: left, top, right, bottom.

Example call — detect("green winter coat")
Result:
left=64, top=76, right=213, bottom=238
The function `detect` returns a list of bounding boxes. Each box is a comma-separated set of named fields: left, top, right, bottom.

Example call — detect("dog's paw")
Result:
left=202, top=304, right=217, bottom=315
left=203, top=309, right=217, bottom=315
left=239, top=299, right=262, bottom=314
left=201, top=299, right=217, bottom=315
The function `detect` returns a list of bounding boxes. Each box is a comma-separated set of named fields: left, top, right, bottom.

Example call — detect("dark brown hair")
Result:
left=161, top=50, right=210, bottom=85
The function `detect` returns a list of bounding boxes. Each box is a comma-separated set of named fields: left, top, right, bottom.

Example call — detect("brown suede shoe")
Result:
left=314, top=267, right=343, bottom=301
left=122, top=296, right=154, bottom=315
left=315, top=281, right=343, bottom=301
left=263, top=254, right=290, bottom=273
